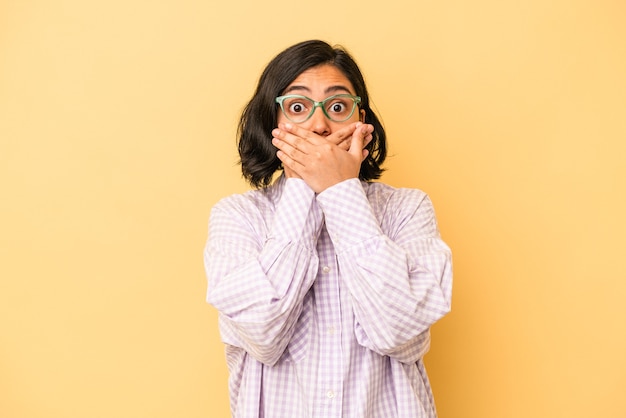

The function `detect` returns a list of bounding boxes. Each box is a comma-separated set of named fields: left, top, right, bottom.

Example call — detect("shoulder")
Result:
left=212, top=186, right=277, bottom=218
left=363, top=182, right=438, bottom=237
left=363, top=181, right=430, bottom=211
left=207, top=187, right=278, bottom=243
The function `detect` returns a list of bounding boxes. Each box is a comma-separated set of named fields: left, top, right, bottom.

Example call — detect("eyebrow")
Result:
left=283, top=85, right=354, bottom=95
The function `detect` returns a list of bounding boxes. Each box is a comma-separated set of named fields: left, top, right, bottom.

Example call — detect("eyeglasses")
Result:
left=275, top=94, right=361, bottom=123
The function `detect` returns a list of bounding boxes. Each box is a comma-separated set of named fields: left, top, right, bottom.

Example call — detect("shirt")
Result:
left=204, top=175, right=452, bottom=418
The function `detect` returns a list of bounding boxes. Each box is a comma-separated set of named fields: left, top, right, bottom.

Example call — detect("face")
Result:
left=277, top=64, right=365, bottom=136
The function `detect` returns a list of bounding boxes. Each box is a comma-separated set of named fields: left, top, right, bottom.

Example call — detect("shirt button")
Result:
left=326, top=390, right=335, bottom=399
left=322, top=266, right=331, bottom=274
left=328, top=326, right=335, bottom=335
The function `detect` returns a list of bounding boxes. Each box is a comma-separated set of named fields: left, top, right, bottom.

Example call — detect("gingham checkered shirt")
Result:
left=205, top=175, right=452, bottom=417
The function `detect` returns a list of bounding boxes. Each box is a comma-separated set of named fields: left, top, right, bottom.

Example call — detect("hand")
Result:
left=272, top=122, right=374, bottom=193
left=326, top=122, right=374, bottom=152
left=278, top=122, right=373, bottom=181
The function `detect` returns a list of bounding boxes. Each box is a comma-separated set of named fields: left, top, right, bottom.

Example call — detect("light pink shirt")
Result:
left=205, top=175, right=452, bottom=417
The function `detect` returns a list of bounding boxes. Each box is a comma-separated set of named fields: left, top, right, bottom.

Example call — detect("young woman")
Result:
left=204, top=39, right=452, bottom=418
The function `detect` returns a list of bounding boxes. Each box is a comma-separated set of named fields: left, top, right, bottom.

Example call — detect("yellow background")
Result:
left=1, top=0, right=625, bottom=417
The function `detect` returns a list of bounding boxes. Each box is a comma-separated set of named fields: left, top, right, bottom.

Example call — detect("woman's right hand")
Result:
left=272, top=122, right=374, bottom=193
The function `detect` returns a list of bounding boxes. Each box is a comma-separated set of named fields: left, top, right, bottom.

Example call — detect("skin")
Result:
left=271, top=64, right=374, bottom=194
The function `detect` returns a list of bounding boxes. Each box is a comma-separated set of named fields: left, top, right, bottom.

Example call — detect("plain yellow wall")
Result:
left=1, top=0, right=625, bottom=417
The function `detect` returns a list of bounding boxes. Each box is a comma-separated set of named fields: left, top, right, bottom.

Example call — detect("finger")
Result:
left=362, top=124, right=374, bottom=149
left=326, top=123, right=358, bottom=146
left=340, top=123, right=374, bottom=152
left=337, top=122, right=374, bottom=151
left=349, top=123, right=371, bottom=158
left=363, top=132, right=373, bottom=148
left=349, top=130, right=365, bottom=158
left=272, top=127, right=309, bottom=156
left=272, top=136, right=306, bottom=165
left=278, top=123, right=325, bottom=146
left=353, top=128, right=374, bottom=148
left=276, top=149, right=304, bottom=173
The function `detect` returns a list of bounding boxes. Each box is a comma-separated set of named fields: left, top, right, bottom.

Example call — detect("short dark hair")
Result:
left=237, top=39, right=387, bottom=188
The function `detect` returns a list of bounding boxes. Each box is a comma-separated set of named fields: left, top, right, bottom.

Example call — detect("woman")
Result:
left=204, top=39, right=452, bottom=418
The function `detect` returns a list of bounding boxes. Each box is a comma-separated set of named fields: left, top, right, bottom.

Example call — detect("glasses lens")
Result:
left=281, top=96, right=314, bottom=123
left=324, top=95, right=357, bottom=122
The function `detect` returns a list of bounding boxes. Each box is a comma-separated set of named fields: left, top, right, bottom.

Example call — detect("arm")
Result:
left=317, top=179, right=452, bottom=364
left=204, top=178, right=323, bottom=365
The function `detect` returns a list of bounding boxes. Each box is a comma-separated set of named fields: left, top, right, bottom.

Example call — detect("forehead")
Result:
left=286, top=64, right=355, bottom=94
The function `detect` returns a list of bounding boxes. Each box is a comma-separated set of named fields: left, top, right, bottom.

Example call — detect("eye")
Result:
left=326, top=97, right=352, bottom=115
left=288, top=101, right=308, bottom=114
left=329, top=102, right=347, bottom=113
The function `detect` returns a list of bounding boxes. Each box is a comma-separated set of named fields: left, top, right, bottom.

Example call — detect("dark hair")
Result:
left=237, top=39, right=387, bottom=188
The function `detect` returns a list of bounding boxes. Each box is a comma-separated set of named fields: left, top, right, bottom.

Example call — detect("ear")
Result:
left=360, top=109, right=366, bottom=123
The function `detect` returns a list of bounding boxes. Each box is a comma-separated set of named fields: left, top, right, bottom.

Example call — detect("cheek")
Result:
left=345, top=110, right=363, bottom=125
left=336, top=109, right=362, bottom=125
left=276, top=112, right=288, bottom=125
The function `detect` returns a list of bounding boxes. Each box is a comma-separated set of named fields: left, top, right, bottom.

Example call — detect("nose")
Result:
left=305, top=106, right=331, bottom=136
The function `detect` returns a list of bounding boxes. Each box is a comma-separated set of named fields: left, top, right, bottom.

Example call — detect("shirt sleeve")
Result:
left=204, top=178, right=323, bottom=366
left=316, top=179, right=452, bottom=364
